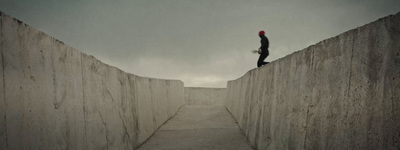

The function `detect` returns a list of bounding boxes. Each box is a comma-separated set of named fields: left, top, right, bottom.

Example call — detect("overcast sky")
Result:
left=1, top=0, right=399, bottom=87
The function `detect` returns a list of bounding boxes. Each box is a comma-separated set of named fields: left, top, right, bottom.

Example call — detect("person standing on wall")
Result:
left=253, top=30, right=270, bottom=67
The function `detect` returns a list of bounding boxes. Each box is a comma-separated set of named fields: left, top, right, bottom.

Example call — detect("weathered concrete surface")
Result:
left=82, top=54, right=134, bottom=149
left=0, top=12, right=185, bottom=149
left=0, top=12, right=6, bottom=150
left=226, top=12, right=400, bottom=150
left=184, top=87, right=226, bottom=105
left=138, top=105, right=254, bottom=150
left=1, top=12, right=84, bottom=149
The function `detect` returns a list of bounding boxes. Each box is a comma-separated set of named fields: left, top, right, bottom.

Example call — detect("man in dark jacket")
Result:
left=257, top=30, right=269, bottom=67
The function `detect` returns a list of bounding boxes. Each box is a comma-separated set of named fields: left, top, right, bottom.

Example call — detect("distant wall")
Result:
left=0, top=12, right=185, bottom=150
left=225, top=12, right=400, bottom=149
left=184, top=87, right=226, bottom=105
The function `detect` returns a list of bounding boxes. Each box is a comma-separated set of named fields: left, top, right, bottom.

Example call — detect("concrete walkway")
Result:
left=138, top=105, right=254, bottom=150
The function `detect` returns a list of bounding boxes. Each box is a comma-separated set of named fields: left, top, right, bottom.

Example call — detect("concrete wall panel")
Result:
left=1, top=13, right=86, bottom=149
left=226, top=12, right=400, bottom=149
left=270, top=55, right=293, bottom=150
left=184, top=87, right=226, bottom=105
left=257, top=60, right=276, bottom=150
left=82, top=54, right=111, bottom=149
left=385, top=14, right=400, bottom=149
left=82, top=54, right=138, bottom=149
left=285, top=48, right=314, bottom=150
left=151, top=80, right=170, bottom=128
left=3, top=13, right=57, bottom=149
left=1, top=12, right=185, bottom=150
left=50, top=37, right=86, bottom=150
left=305, top=30, right=354, bottom=150
left=135, top=77, right=156, bottom=144
left=347, top=14, right=400, bottom=149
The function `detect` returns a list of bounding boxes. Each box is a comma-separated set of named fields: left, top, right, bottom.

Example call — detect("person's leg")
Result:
left=257, top=53, right=268, bottom=67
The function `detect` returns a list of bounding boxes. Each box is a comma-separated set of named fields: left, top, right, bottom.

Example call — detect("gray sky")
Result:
left=1, top=0, right=399, bottom=87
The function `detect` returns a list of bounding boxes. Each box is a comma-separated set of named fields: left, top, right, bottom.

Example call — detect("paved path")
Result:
left=138, top=105, right=254, bottom=150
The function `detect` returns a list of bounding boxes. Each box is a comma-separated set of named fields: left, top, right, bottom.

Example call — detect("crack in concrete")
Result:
left=110, top=82, right=134, bottom=146
left=345, top=30, right=356, bottom=136
left=98, top=112, right=110, bottom=150
left=148, top=80, right=157, bottom=127
left=130, top=75, right=140, bottom=148
left=80, top=54, right=88, bottom=149
left=117, top=108, right=132, bottom=144
left=105, top=86, right=115, bottom=102
left=51, top=49, right=59, bottom=109
left=102, top=85, right=123, bottom=150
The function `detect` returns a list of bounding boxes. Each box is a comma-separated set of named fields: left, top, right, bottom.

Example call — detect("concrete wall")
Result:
left=184, top=87, right=226, bottom=105
left=0, top=12, right=185, bottom=150
left=225, top=12, right=400, bottom=150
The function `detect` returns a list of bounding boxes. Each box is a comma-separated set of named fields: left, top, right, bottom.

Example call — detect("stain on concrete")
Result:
left=29, top=75, right=35, bottom=81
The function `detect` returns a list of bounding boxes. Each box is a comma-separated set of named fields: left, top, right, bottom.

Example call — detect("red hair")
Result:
left=259, top=30, right=265, bottom=36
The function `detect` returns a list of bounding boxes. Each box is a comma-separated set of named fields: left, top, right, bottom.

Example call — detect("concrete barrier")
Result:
left=0, top=12, right=185, bottom=149
left=225, top=12, right=400, bottom=149
left=184, top=87, right=226, bottom=105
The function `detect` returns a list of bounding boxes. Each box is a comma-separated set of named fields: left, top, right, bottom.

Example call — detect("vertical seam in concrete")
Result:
left=80, top=54, right=87, bottom=149
left=1, top=13, right=9, bottom=149
left=131, top=76, right=139, bottom=147
left=166, top=85, right=171, bottom=116
left=346, top=31, right=355, bottom=119
left=254, top=88, right=263, bottom=148
left=385, top=19, right=398, bottom=149
left=303, top=48, right=315, bottom=150
left=149, top=80, right=157, bottom=128
left=51, top=44, right=57, bottom=109
left=253, top=72, right=262, bottom=148
left=382, top=19, right=396, bottom=149
left=342, top=31, right=356, bottom=150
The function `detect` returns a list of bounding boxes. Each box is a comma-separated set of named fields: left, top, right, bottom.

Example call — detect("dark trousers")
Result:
left=257, top=52, right=269, bottom=67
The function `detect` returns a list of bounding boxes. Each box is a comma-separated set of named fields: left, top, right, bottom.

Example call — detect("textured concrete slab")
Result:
left=346, top=13, right=400, bottom=149
left=138, top=105, right=253, bottom=150
left=226, top=12, right=400, bottom=150
left=2, top=12, right=82, bottom=149
left=0, top=12, right=185, bottom=149
left=82, top=54, right=134, bottom=149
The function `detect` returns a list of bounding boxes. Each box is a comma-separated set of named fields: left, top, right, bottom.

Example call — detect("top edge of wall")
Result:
left=1, top=11, right=184, bottom=83
left=134, top=75, right=184, bottom=83
left=229, top=11, right=400, bottom=82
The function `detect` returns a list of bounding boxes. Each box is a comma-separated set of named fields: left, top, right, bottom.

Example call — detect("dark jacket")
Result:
left=260, top=35, right=269, bottom=54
